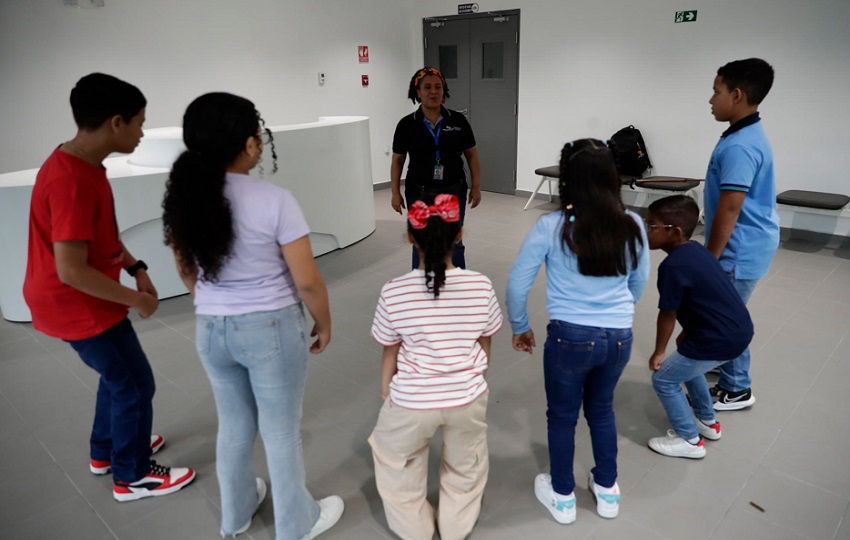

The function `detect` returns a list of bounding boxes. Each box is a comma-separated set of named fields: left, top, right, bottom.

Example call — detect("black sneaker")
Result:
left=712, top=386, right=755, bottom=411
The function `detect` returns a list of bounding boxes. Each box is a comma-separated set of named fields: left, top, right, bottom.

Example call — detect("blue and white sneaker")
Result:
left=534, top=473, right=576, bottom=524
left=588, top=474, right=620, bottom=519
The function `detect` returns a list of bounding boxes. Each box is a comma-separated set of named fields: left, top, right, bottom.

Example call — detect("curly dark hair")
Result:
left=162, top=92, right=277, bottom=282
left=406, top=67, right=451, bottom=105
left=558, top=138, right=643, bottom=276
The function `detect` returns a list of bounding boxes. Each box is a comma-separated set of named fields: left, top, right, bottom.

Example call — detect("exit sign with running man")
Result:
left=675, top=10, right=698, bottom=23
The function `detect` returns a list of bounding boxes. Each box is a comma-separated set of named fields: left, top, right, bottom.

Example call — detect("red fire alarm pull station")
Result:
left=362, top=75, right=369, bottom=87
left=358, top=46, right=369, bottom=63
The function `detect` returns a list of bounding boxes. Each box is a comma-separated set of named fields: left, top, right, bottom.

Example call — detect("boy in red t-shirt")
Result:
left=23, top=73, right=195, bottom=502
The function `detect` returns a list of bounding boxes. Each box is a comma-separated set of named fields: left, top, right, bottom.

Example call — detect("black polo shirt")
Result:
left=393, top=106, right=476, bottom=190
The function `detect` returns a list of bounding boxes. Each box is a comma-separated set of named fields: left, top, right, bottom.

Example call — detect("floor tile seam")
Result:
left=0, top=493, right=119, bottom=540
left=585, top=515, right=659, bottom=539
left=361, top=517, right=399, bottom=539
left=789, top=335, right=848, bottom=420
left=830, top=501, right=850, bottom=540
left=727, top=464, right=848, bottom=537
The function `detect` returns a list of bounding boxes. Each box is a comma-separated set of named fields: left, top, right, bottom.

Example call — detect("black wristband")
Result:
left=126, top=260, right=148, bottom=277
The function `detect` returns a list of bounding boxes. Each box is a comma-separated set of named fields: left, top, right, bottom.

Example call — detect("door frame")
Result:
left=423, top=9, right=521, bottom=194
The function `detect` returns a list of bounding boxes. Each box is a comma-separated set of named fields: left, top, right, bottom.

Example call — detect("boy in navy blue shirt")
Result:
left=645, top=196, right=753, bottom=459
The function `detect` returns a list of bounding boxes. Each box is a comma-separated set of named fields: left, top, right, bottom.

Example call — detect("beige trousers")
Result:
left=368, top=392, right=489, bottom=540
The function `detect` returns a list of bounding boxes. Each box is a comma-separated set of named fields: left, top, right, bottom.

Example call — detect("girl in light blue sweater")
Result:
left=506, top=138, right=649, bottom=525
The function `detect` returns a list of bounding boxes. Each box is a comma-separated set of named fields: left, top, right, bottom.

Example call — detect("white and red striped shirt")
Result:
left=372, top=268, right=503, bottom=410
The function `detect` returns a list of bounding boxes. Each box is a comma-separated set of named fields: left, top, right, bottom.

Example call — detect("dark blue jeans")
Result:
left=543, top=320, right=632, bottom=495
left=67, top=318, right=155, bottom=483
left=405, top=183, right=467, bottom=269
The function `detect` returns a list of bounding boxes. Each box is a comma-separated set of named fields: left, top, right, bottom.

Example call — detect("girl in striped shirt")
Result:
left=368, top=193, right=502, bottom=540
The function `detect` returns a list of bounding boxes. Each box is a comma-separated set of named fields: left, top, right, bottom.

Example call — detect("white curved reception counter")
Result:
left=0, top=116, right=375, bottom=322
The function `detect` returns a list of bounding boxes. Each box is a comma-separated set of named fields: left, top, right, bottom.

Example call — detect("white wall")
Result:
left=0, top=0, right=421, bottom=183
left=3, top=1, right=849, bottom=196
left=414, top=0, right=850, bottom=195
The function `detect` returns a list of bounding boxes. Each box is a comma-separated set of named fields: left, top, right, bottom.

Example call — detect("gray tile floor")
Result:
left=2, top=189, right=850, bottom=540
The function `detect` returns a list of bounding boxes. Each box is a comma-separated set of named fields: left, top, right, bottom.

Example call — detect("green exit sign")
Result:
left=675, top=10, right=698, bottom=23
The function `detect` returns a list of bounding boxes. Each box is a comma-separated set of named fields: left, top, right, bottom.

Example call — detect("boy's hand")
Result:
left=381, top=383, right=390, bottom=401
left=309, top=324, right=330, bottom=354
left=649, top=351, right=665, bottom=371
left=512, top=330, right=536, bottom=353
left=134, top=291, right=159, bottom=318
left=134, top=270, right=158, bottom=298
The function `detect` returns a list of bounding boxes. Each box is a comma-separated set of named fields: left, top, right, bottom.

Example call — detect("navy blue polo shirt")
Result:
left=658, top=241, right=754, bottom=361
left=392, top=106, right=476, bottom=190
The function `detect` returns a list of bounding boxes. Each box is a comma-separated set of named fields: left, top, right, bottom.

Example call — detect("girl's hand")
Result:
left=512, top=331, right=536, bottom=353
left=309, top=324, right=330, bottom=354
left=381, top=384, right=390, bottom=401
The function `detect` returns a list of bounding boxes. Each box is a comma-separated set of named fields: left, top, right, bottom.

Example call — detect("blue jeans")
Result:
left=718, top=270, right=759, bottom=392
left=405, top=184, right=467, bottom=269
left=196, top=305, right=320, bottom=540
left=66, top=318, right=155, bottom=483
left=652, top=351, right=727, bottom=440
left=543, top=320, right=632, bottom=495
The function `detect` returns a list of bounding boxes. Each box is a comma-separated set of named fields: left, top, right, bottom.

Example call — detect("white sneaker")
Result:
left=534, top=473, right=576, bottom=524
left=587, top=474, right=620, bottom=519
left=305, top=495, right=344, bottom=539
left=648, top=430, right=706, bottom=459
left=223, top=478, right=267, bottom=538
left=697, top=418, right=721, bottom=441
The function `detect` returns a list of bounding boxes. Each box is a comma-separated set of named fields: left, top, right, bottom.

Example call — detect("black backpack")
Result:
left=610, top=125, right=652, bottom=177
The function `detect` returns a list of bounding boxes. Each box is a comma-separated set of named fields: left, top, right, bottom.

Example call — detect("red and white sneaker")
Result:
left=90, top=435, right=166, bottom=475
left=113, top=461, right=196, bottom=502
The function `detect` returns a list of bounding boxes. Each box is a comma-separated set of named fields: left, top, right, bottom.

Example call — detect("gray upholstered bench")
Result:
left=523, top=166, right=560, bottom=210
left=776, top=190, right=850, bottom=210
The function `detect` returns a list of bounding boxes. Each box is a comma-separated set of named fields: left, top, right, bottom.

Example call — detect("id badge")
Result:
left=433, top=164, right=444, bottom=180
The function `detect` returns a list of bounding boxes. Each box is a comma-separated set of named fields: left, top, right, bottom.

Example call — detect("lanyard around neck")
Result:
left=423, top=117, right=442, bottom=163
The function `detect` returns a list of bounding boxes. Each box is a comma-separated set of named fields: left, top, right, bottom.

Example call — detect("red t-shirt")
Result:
left=23, top=148, right=128, bottom=340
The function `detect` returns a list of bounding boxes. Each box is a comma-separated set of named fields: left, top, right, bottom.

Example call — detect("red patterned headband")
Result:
left=414, top=68, right=444, bottom=86
left=408, top=194, right=460, bottom=229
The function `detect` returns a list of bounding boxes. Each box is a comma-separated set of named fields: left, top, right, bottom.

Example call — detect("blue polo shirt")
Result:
left=703, top=114, right=779, bottom=280
left=658, top=241, right=753, bottom=361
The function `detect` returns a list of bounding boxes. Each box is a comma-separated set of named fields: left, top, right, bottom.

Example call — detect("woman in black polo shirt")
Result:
left=390, top=67, right=481, bottom=269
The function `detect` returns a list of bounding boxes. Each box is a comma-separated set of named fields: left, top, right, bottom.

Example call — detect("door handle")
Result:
left=459, top=108, right=469, bottom=117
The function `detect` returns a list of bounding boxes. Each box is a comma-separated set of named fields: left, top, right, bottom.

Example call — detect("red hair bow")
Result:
left=407, top=194, right=460, bottom=229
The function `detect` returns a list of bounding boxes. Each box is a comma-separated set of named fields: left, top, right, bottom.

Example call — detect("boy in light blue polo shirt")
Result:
left=703, top=58, right=779, bottom=411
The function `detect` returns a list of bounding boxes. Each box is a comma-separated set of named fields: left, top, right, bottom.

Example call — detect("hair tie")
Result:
left=408, top=194, right=460, bottom=229
left=565, top=203, right=576, bottom=223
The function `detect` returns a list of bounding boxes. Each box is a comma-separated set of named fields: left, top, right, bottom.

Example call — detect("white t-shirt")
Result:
left=371, top=268, right=503, bottom=410
left=194, top=173, right=310, bottom=316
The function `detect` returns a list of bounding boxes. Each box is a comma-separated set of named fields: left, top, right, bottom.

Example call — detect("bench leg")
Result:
left=524, top=176, right=548, bottom=210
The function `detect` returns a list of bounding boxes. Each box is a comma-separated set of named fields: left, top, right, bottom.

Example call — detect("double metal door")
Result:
left=424, top=11, right=520, bottom=195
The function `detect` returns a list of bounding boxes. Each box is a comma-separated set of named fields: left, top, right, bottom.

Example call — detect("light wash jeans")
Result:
left=718, top=269, right=759, bottom=392
left=196, top=305, right=320, bottom=540
left=652, top=351, right=727, bottom=440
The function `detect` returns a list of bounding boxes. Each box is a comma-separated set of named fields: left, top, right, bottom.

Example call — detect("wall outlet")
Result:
left=318, top=72, right=325, bottom=86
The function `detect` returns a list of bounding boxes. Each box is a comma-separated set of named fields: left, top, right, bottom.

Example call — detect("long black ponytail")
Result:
left=558, top=138, right=642, bottom=276
left=162, top=92, right=276, bottom=282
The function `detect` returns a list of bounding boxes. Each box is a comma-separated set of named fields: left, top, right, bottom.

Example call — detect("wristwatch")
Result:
left=126, top=259, right=148, bottom=277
